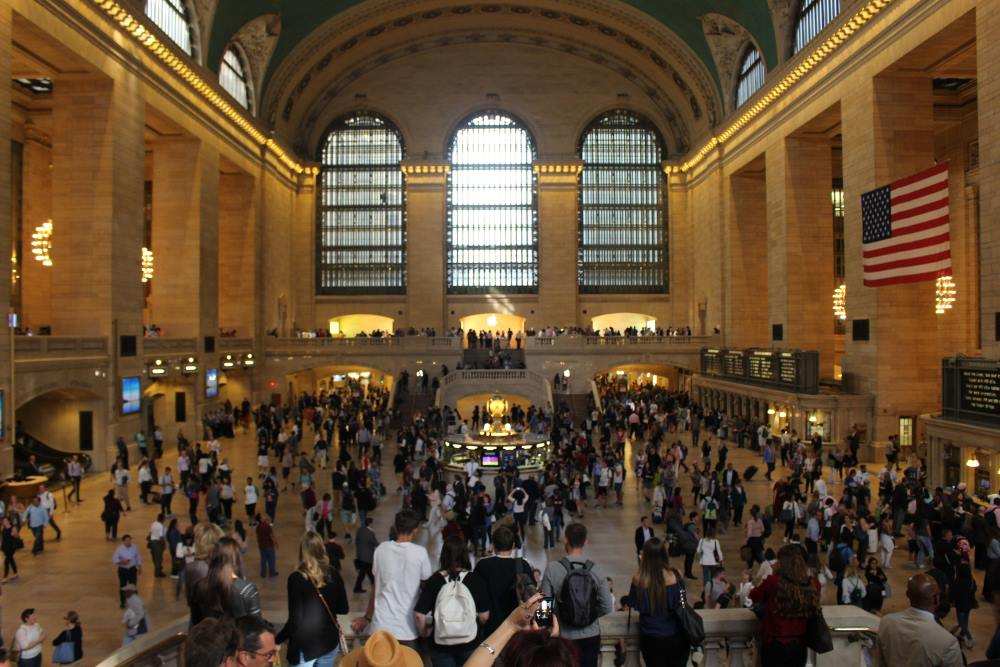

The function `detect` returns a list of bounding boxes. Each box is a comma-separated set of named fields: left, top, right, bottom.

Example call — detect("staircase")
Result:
left=562, top=393, right=595, bottom=426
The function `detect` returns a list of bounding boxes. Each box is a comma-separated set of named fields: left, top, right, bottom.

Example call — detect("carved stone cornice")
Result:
left=533, top=160, right=583, bottom=187
left=401, top=160, right=450, bottom=187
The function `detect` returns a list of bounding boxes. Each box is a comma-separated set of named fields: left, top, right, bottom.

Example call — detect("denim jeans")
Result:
left=916, top=535, right=934, bottom=567
left=292, top=647, right=341, bottom=667
left=260, top=547, right=277, bottom=577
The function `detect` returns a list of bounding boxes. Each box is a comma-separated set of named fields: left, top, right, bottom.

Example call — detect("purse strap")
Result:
left=311, top=579, right=344, bottom=635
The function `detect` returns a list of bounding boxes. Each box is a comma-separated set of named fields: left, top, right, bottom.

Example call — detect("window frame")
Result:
left=577, top=109, right=668, bottom=294
left=315, top=111, right=408, bottom=295
left=145, top=0, right=196, bottom=58
left=219, top=44, right=253, bottom=111
left=445, top=110, right=539, bottom=295
left=793, top=0, right=842, bottom=55
left=735, top=44, right=766, bottom=109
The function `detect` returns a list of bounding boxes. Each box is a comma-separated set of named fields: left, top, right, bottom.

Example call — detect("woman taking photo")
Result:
left=189, top=537, right=262, bottom=624
left=622, top=538, right=690, bottom=666
left=277, top=531, right=349, bottom=666
left=749, top=544, right=820, bottom=666
left=861, top=557, right=888, bottom=614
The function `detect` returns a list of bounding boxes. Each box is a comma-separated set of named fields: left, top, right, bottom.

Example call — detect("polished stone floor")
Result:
left=5, top=423, right=996, bottom=663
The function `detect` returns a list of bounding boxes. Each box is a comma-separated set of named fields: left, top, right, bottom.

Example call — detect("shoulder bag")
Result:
left=670, top=568, right=705, bottom=646
left=804, top=607, right=833, bottom=654
left=312, top=579, right=350, bottom=656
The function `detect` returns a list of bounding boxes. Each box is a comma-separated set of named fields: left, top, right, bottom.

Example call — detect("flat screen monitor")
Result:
left=121, top=376, right=141, bottom=415
left=206, top=368, right=219, bottom=398
left=481, top=452, right=500, bottom=467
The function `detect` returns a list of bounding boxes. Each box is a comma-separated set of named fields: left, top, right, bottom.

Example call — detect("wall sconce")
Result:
left=141, top=247, right=154, bottom=283
left=767, top=408, right=776, bottom=416
left=832, top=284, right=847, bottom=321
left=242, top=353, right=255, bottom=368
left=966, top=456, right=980, bottom=468
left=563, top=369, right=571, bottom=378
left=222, top=354, right=236, bottom=369
left=181, top=356, right=199, bottom=375
left=149, top=358, right=167, bottom=377
left=31, top=220, right=53, bottom=267
left=935, top=275, right=956, bottom=315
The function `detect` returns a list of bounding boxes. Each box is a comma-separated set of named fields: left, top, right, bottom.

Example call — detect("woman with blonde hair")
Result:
left=179, top=522, right=224, bottom=605
left=277, top=531, right=349, bottom=666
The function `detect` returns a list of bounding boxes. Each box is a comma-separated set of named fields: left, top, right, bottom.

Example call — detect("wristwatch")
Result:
left=479, top=641, right=497, bottom=655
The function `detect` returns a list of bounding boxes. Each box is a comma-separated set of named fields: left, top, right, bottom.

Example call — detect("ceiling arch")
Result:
left=206, top=0, right=779, bottom=95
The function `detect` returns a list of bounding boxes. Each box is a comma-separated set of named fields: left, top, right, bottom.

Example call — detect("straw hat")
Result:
left=339, top=631, right=423, bottom=667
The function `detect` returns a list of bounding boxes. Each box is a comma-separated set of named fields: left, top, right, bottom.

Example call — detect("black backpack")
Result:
left=829, top=545, right=847, bottom=572
left=557, top=558, right=599, bottom=628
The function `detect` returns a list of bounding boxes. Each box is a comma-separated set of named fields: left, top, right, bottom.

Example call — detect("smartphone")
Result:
left=534, top=596, right=554, bottom=628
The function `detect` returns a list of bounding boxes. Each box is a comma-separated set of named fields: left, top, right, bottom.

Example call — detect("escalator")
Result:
left=13, top=429, right=93, bottom=480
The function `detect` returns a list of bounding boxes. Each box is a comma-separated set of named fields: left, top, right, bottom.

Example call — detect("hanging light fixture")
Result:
left=10, top=250, right=18, bottom=285
left=935, top=275, right=956, bottom=314
left=966, top=454, right=980, bottom=468
left=832, top=284, right=847, bottom=321
left=141, top=246, right=154, bottom=283
left=31, top=220, right=52, bottom=267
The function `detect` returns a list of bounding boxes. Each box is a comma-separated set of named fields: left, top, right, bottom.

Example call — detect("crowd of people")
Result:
left=4, top=369, right=1000, bottom=667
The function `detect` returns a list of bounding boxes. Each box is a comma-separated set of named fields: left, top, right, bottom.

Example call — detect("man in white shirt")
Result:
left=351, top=509, right=431, bottom=647
left=13, top=608, right=44, bottom=665
left=37, top=484, right=62, bottom=541
left=67, top=455, right=84, bottom=504
left=148, top=513, right=166, bottom=577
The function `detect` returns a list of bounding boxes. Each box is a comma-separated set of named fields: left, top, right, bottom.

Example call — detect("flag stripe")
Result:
left=862, top=162, right=951, bottom=287
left=862, top=231, right=950, bottom=259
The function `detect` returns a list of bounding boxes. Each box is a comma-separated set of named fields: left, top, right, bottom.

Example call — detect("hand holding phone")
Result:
left=533, top=596, right=554, bottom=629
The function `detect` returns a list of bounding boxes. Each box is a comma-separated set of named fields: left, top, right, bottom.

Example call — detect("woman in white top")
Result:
left=14, top=608, right=44, bottom=666
left=244, top=477, right=259, bottom=522
left=696, top=525, right=722, bottom=586
left=841, top=559, right=867, bottom=606
left=878, top=524, right=895, bottom=569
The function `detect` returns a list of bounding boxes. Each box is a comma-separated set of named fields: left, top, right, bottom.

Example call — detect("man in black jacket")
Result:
left=634, top=516, right=654, bottom=560
left=353, top=517, right=379, bottom=593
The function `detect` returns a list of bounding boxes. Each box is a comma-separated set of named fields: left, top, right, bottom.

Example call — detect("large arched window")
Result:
left=447, top=111, right=537, bottom=293
left=219, top=46, right=252, bottom=110
left=794, top=0, right=841, bottom=54
left=146, top=0, right=194, bottom=56
left=578, top=110, right=667, bottom=293
left=735, top=45, right=766, bottom=108
left=316, top=112, right=406, bottom=294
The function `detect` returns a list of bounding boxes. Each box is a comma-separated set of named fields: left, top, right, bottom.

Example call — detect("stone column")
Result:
left=841, top=73, right=940, bottom=440
left=402, top=161, right=448, bottom=330
left=726, top=168, right=769, bottom=347
left=534, top=162, right=581, bottom=326
left=218, top=171, right=258, bottom=337
left=979, top=3, right=1000, bottom=356
left=666, top=170, right=693, bottom=328
left=20, top=124, right=51, bottom=329
left=766, top=136, right=835, bottom=375
left=150, top=137, right=220, bottom=340
left=0, top=2, right=11, bottom=475
left=291, top=172, right=316, bottom=330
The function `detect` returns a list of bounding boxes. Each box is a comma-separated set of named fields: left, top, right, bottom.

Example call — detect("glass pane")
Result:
left=146, top=0, right=193, bottom=55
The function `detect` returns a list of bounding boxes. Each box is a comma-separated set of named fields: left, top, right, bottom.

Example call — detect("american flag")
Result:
left=861, top=162, right=951, bottom=287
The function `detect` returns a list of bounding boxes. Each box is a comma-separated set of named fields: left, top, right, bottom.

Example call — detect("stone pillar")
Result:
left=726, top=168, right=769, bottom=347
left=979, top=3, right=1000, bottom=356
left=0, top=2, right=11, bottom=475
left=666, top=170, right=692, bottom=329
left=291, top=172, right=316, bottom=330
left=218, top=171, right=257, bottom=337
left=20, top=125, right=51, bottom=329
left=150, top=137, right=220, bottom=340
left=534, top=162, right=581, bottom=326
left=402, top=162, right=448, bottom=330
left=766, top=136, right=835, bottom=374
left=841, top=73, right=940, bottom=440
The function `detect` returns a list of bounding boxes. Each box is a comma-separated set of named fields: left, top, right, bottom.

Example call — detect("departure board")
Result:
left=700, top=348, right=820, bottom=394
left=943, top=357, right=1000, bottom=425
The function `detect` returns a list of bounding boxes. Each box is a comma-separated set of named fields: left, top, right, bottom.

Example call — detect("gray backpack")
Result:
left=557, top=558, right=599, bottom=628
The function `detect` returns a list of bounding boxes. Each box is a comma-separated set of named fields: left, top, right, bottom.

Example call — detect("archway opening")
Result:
left=328, top=314, right=395, bottom=337
left=459, top=312, right=526, bottom=334
left=16, top=387, right=104, bottom=474
left=591, top=312, right=655, bottom=335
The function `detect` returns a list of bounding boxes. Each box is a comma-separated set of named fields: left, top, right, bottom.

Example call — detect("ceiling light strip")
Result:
left=90, top=0, right=317, bottom=176
left=676, top=0, right=894, bottom=174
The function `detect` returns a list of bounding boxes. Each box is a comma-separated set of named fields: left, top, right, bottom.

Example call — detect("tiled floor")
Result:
left=4, top=424, right=996, bottom=664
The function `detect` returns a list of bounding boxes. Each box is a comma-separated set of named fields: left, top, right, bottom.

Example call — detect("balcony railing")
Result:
left=264, top=336, right=458, bottom=354
left=99, top=606, right=879, bottom=667
left=14, top=335, right=108, bottom=359
left=143, top=338, right=198, bottom=355
left=217, top=337, right=253, bottom=351
left=528, top=334, right=716, bottom=351
left=441, top=368, right=542, bottom=385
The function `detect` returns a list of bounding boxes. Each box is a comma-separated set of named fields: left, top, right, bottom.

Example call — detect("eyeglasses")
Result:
left=240, top=649, right=279, bottom=664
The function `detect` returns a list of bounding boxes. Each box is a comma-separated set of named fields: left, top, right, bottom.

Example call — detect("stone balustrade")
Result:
left=98, top=606, right=880, bottom=667
left=264, top=336, right=458, bottom=355
left=13, top=335, right=109, bottom=359
left=142, top=337, right=199, bottom=356
left=217, top=337, right=254, bottom=351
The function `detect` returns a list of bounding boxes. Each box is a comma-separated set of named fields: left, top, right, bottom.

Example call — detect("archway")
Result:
left=459, top=312, right=526, bottom=334
left=591, top=312, right=656, bottom=334
left=16, top=386, right=105, bottom=472
left=327, top=314, right=395, bottom=337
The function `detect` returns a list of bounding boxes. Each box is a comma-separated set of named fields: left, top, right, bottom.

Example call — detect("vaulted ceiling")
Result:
left=207, top=0, right=781, bottom=93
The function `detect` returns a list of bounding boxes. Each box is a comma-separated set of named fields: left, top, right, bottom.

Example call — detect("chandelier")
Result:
left=10, top=250, right=17, bottom=285
left=141, top=246, right=154, bottom=283
left=832, top=284, right=847, bottom=321
left=31, top=220, right=52, bottom=267
left=935, top=275, right=956, bottom=315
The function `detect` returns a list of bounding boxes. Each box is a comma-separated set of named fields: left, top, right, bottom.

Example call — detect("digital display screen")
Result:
left=481, top=453, right=500, bottom=467
left=943, top=357, right=1000, bottom=426
left=121, top=376, right=141, bottom=415
left=206, top=368, right=219, bottom=399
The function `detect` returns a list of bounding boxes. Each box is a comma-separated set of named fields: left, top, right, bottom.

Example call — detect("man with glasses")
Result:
left=235, top=616, right=278, bottom=666
left=185, top=616, right=277, bottom=667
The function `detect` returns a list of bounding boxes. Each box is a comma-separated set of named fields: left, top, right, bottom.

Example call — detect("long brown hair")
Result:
left=771, top=544, right=819, bottom=618
left=636, top=538, right=671, bottom=613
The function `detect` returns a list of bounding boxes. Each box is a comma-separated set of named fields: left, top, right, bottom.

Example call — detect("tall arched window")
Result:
left=146, top=0, right=194, bottom=56
left=794, top=0, right=841, bottom=54
left=578, top=110, right=667, bottom=293
left=316, top=113, right=406, bottom=294
left=220, top=46, right=252, bottom=110
left=735, top=45, right=766, bottom=108
left=447, top=111, right=537, bottom=293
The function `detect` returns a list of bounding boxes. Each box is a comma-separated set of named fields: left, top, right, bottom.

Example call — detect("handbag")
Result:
left=804, top=609, right=834, bottom=654
left=53, top=640, right=75, bottom=664
left=671, top=569, right=705, bottom=646
left=312, top=580, right=350, bottom=656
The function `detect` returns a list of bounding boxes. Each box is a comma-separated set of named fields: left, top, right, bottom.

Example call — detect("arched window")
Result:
left=735, top=45, right=766, bottom=108
left=447, top=111, right=537, bottom=293
left=316, top=113, right=406, bottom=294
left=219, top=46, right=251, bottom=110
left=794, top=0, right=841, bottom=54
left=146, top=0, right=194, bottom=56
left=578, top=110, right=667, bottom=293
